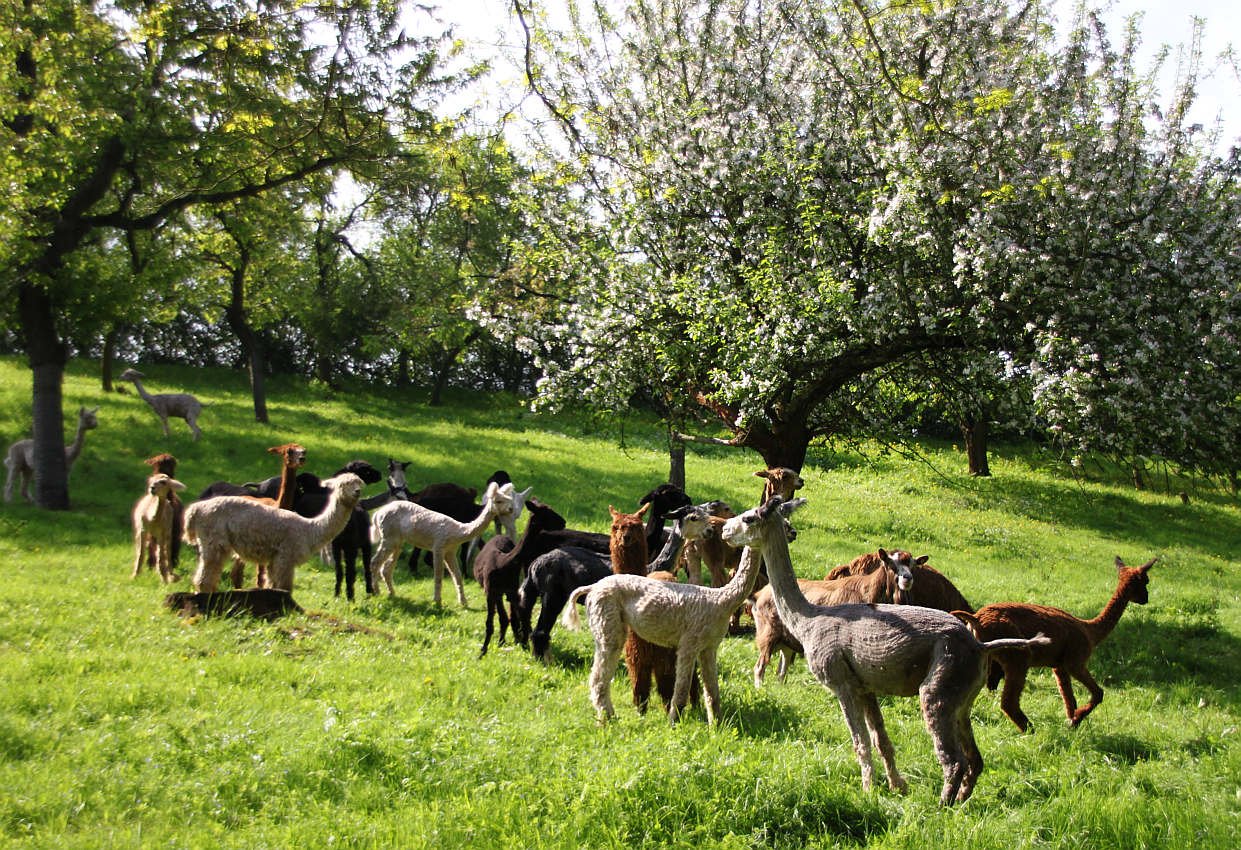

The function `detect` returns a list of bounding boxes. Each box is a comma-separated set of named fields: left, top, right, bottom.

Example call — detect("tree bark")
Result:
left=223, top=257, right=269, bottom=423
left=668, top=434, right=686, bottom=490
left=101, top=325, right=120, bottom=392
left=18, top=282, right=70, bottom=509
left=961, top=416, right=992, bottom=477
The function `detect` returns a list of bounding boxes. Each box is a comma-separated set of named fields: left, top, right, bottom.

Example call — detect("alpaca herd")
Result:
left=4, top=385, right=1161, bottom=806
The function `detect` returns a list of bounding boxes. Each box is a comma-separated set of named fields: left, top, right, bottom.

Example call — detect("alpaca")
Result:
left=646, top=504, right=713, bottom=579
left=370, top=481, right=513, bottom=605
left=293, top=461, right=385, bottom=601
left=130, top=474, right=187, bottom=583
left=402, top=473, right=527, bottom=574
left=952, top=556, right=1156, bottom=733
left=359, top=458, right=415, bottom=511
left=638, top=483, right=693, bottom=554
left=142, top=453, right=183, bottom=571
left=825, top=554, right=972, bottom=612
left=751, top=549, right=921, bottom=686
left=119, top=368, right=203, bottom=440
left=681, top=500, right=739, bottom=586
left=563, top=498, right=776, bottom=725
left=518, top=545, right=614, bottom=661
left=473, top=498, right=567, bottom=657
left=607, top=503, right=665, bottom=714
left=184, top=473, right=364, bottom=593
left=722, top=497, right=1050, bottom=805
left=4, top=405, right=99, bottom=503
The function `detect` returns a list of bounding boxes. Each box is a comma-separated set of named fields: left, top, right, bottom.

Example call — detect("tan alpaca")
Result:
left=131, top=474, right=188, bottom=583
left=4, top=406, right=99, bottom=503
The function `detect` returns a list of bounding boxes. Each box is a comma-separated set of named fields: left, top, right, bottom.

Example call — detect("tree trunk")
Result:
left=223, top=258, right=269, bottom=423
left=961, top=416, right=991, bottom=477
left=668, top=434, right=686, bottom=491
left=248, top=337, right=269, bottom=423
left=101, top=325, right=120, bottom=392
left=18, top=282, right=70, bottom=509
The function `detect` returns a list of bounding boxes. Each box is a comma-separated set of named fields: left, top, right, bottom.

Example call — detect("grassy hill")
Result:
left=1, top=356, right=1238, bottom=849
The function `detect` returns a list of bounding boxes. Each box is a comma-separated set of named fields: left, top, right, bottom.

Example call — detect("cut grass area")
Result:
left=0, top=356, right=1238, bottom=848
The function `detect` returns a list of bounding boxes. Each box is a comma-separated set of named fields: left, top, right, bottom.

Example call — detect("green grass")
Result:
left=0, top=356, right=1238, bottom=849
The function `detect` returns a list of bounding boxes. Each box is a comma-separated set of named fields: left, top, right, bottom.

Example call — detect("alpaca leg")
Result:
left=696, top=647, right=722, bottom=727
left=586, top=600, right=625, bottom=722
left=626, top=633, right=653, bottom=714
left=496, top=598, right=511, bottom=646
left=998, top=663, right=1033, bottom=733
left=753, top=644, right=772, bottom=689
left=1060, top=665, right=1103, bottom=727
left=159, top=415, right=170, bottom=437
left=229, top=557, right=246, bottom=589
left=861, top=694, right=907, bottom=794
left=186, top=414, right=201, bottom=441
left=360, top=538, right=374, bottom=596
left=439, top=547, right=468, bottom=607
left=955, top=709, right=984, bottom=803
left=132, top=529, right=148, bottom=578
left=192, top=547, right=227, bottom=593
left=371, top=542, right=397, bottom=595
left=3, top=457, right=17, bottom=503
left=480, top=596, right=498, bottom=657
left=666, top=644, right=700, bottom=724
left=776, top=647, right=796, bottom=682
left=921, top=692, right=967, bottom=805
left=833, top=689, right=878, bottom=792
left=530, top=588, right=566, bottom=662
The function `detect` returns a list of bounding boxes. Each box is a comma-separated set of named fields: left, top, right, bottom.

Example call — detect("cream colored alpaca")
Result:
left=561, top=501, right=791, bottom=726
left=370, top=481, right=513, bottom=606
left=131, top=474, right=187, bottom=583
left=119, top=368, right=203, bottom=440
left=184, top=473, right=364, bottom=593
left=4, top=406, right=99, bottom=503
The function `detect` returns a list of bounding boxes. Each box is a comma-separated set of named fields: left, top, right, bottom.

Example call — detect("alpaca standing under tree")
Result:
left=722, top=496, right=1050, bottom=805
left=119, top=368, right=203, bottom=440
left=952, top=556, right=1156, bottom=733
left=4, top=406, right=99, bottom=503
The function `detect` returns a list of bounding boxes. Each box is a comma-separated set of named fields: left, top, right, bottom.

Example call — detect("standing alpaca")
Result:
left=184, top=473, right=364, bottom=593
left=131, top=473, right=187, bottom=583
left=751, top=549, right=920, bottom=686
left=681, top=500, right=739, bottom=586
left=4, top=405, right=99, bottom=503
left=952, top=556, right=1156, bottom=732
left=722, top=497, right=1050, bottom=805
left=562, top=505, right=778, bottom=725
left=293, top=460, right=385, bottom=601
left=370, top=481, right=513, bottom=605
left=142, top=454, right=184, bottom=572
left=119, top=368, right=203, bottom=440
left=608, top=503, right=666, bottom=714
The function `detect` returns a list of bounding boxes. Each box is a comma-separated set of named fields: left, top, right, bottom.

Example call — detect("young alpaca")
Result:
left=131, top=474, right=187, bottom=583
left=722, top=497, right=1050, bottom=805
left=119, top=368, right=203, bottom=440
left=751, top=549, right=920, bottom=687
left=562, top=503, right=779, bottom=726
left=370, top=481, right=513, bottom=605
left=4, top=405, right=99, bottom=503
left=184, top=473, right=364, bottom=593
left=142, top=454, right=183, bottom=572
left=952, top=556, right=1156, bottom=733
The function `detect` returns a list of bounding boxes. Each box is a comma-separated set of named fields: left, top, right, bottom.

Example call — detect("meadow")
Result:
left=0, top=356, right=1238, bottom=849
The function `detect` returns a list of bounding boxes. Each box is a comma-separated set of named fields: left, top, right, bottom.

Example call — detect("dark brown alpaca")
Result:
left=825, top=553, right=972, bottom=613
left=610, top=503, right=683, bottom=715
left=228, top=443, right=307, bottom=589
left=953, top=556, right=1156, bottom=732
left=143, top=453, right=183, bottom=571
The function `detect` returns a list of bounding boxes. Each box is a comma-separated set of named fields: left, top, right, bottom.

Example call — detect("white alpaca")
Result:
left=4, top=405, right=99, bottom=503
left=184, top=473, right=364, bottom=593
left=370, top=481, right=513, bottom=606
left=119, top=368, right=203, bottom=440
left=560, top=501, right=790, bottom=726
left=131, top=474, right=187, bottom=583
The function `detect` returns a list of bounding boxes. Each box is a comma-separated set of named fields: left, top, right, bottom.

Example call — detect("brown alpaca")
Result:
left=143, top=453, right=183, bottom=571
left=228, top=443, right=307, bottom=589
left=609, top=503, right=673, bottom=714
left=743, top=468, right=806, bottom=622
left=131, top=473, right=187, bottom=583
left=751, top=549, right=922, bottom=686
left=825, top=554, right=972, bottom=612
left=952, top=556, right=1156, bottom=732
left=681, top=501, right=740, bottom=586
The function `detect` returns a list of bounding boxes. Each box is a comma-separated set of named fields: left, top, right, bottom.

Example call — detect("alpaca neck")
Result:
left=130, top=378, right=155, bottom=404
left=311, top=487, right=355, bottom=547
left=500, top=514, right=554, bottom=569
left=65, top=420, right=90, bottom=466
left=610, top=535, right=648, bottom=576
left=759, top=524, right=819, bottom=639
left=275, top=463, right=298, bottom=510
left=1084, top=582, right=1135, bottom=647
left=715, top=543, right=765, bottom=610
left=646, top=526, right=686, bottom=574
left=460, top=499, right=498, bottom=539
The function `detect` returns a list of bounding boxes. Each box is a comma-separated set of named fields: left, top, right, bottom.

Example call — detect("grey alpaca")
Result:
left=4, top=405, right=99, bottom=503
left=722, top=496, right=1049, bottom=805
left=120, top=368, right=203, bottom=440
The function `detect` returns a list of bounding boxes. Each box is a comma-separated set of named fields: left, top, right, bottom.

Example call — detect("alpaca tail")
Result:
left=980, top=632, right=1051, bottom=654
left=561, top=584, right=595, bottom=630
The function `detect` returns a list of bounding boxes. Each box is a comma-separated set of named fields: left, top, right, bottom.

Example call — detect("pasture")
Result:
left=0, top=357, right=1238, bottom=849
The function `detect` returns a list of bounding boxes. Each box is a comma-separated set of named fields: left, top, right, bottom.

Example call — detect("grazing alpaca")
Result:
left=119, top=368, right=203, bottom=440
left=723, top=497, right=1050, bottom=805
left=370, top=481, right=513, bottom=605
left=4, top=405, right=99, bottom=503
left=184, top=473, right=364, bottom=593
left=519, top=546, right=614, bottom=661
left=130, top=474, right=187, bottom=583
left=563, top=498, right=777, bottom=725
left=751, top=549, right=920, bottom=687
left=142, top=454, right=183, bottom=571
left=952, top=556, right=1156, bottom=733
left=473, top=498, right=567, bottom=657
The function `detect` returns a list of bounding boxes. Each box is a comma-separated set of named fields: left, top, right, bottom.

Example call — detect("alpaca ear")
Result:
left=169, top=479, right=187, bottom=492
left=609, top=505, right=621, bottom=520
left=519, top=486, right=534, bottom=500
left=878, top=547, right=890, bottom=561
left=1140, top=557, right=1158, bottom=572
left=635, top=502, right=651, bottom=520
left=915, top=555, right=930, bottom=566
left=754, top=469, right=772, bottom=481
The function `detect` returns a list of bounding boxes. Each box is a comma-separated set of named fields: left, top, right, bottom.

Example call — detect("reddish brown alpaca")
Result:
left=229, top=443, right=307, bottom=589
left=609, top=503, right=683, bottom=714
left=825, top=553, right=972, bottom=613
left=143, top=453, right=183, bottom=572
left=953, top=556, right=1156, bottom=732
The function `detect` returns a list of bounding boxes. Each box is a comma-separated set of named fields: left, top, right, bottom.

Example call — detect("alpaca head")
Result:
left=78, top=406, right=100, bottom=431
left=877, top=548, right=920, bottom=593
left=144, top=453, right=177, bottom=476
left=338, top=459, right=381, bottom=485
left=609, top=503, right=650, bottom=549
left=386, top=459, right=412, bottom=491
left=269, top=443, right=307, bottom=469
left=754, top=468, right=804, bottom=501
left=524, top=499, right=567, bottom=533
left=325, top=472, right=365, bottom=508
left=668, top=503, right=714, bottom=541
left=722, top=496, right=808, bottom=548
left=1115, top=556, right=1157, bottom=605
left=638, top=483, right=692, bottom=516
left=119, top=368, right=144, bottom=382
left=701, top=499, right=736, bottom=519
left=147, top=474, right=187, bottom=499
